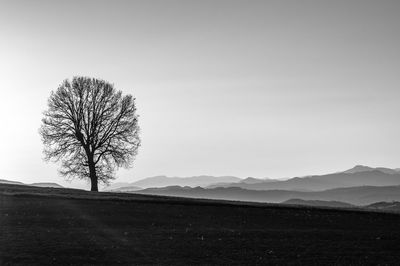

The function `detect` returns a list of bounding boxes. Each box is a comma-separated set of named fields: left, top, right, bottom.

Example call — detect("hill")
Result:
left=107, top=165, right=400, bottom=192
left=1, top=179, right=138, bottom=191
left=103, top=182, right=132, bottom=191
left=239, top=177, right=276, bottom=184
left=208, top=168, right=400, bottom=191
left=106, top=185, right=142, bottom=192
left=0, top=179, right=63, bottom=188
left=115, top=175, right=241, bottom=189
left=103, top=182, right=143, bottom=192
left=30, top=182, right=64, bottom=188
left=1, top=183, right=400, bottom=265
left=0, top=179, right=24, bottom=185
left=282, top=199, right=354, bottom=208
left=365, top=201, right=400, bottom=212
left=343, top=165, right=400, bottom=175
left=134, top=185, right=400, bottom=206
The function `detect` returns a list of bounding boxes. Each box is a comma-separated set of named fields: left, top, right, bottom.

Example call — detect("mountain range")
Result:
left=3, top=165, right=400, bottom=207
left=0, top=179, right=63, bottom=188
left=104, top=165, right=400, bottom=206
left=0, top=179, right=25, bottom=185
left=208, top=166, right=400, bottom=191
left=281, top=198, right=354, bottom=208
left=108, top=165, right=400, bottom=192
left=365, top=201, right=400, bottom=212
left=133, top=185, right=400, bottom=206
left=343, top=165, right=400, bottom=175
left=103, top=175, right=242, bottom=190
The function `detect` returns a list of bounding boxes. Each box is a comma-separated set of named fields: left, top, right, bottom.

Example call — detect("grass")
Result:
left=1, top=184, right=400, bottom=265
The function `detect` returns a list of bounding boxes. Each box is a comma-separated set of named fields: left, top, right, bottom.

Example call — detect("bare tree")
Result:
left=40, top=76, right=140, bottom=191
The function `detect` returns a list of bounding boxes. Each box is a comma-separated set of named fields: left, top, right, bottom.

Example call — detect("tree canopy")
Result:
left=40, top=76, right=140, bottom=191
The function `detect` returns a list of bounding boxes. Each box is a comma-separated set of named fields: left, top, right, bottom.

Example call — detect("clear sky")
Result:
left=1, top=0, right=399, bottom=189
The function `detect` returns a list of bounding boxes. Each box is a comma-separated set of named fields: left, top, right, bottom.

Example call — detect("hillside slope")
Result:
left=1, top=183, right=400, bottom=265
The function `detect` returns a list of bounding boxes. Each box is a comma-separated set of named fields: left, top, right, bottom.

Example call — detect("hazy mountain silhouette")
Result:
left=104, top=165, right=400, bottom=193
left=114, top=175, right=241, bottom=189
left=208, top=167, right=400, bottom=191
left=103, top=182, right=135, bottom=191
left=343, top=165, right=399, bottom=175
left=282, top=199, right=354, bottom=208
left=342, top=165, right=375, bottom=174
left=133, top=185, right=400, bottom=205
left=0, top=179, right=63, bottom=188
left=206, top=177, right=276, bottom=188
left=365, top=201, right=400, bottom=212
left=239, top=177, right=275, bottom=184
left=30, top=183, right=64, bottom=188
left=0, top=179, right=24, bottom=185
left=105, top=185, right=142, bottom=192
left=4, top=165, right=400, bottom=197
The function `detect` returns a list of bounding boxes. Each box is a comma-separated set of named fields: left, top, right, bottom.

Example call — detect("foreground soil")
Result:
left=1, top=184, right=400, bottom=265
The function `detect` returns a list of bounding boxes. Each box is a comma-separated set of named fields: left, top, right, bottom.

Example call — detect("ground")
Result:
left=1, top=184, right=400, bottom=265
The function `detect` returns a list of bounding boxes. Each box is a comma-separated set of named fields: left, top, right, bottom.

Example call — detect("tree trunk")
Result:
left=90, top=176, right=98, bottom=191
left=89, top=161, right=98, bottom=192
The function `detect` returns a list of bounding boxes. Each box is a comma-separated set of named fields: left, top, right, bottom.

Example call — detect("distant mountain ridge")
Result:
left=108, top=165, right=400, bottom=192
left=282, top=199, right=354, bottom=208
left=5, top=164, right=399, bottom=196
left=0, top=179, right=63, bottom=188
left=133, top=185, right=400, bottom=206
left=343, top=165, right=400, bottom=175
left=109, top=175, right=241, bottom=190
left=0, top=179, right=24, bottom=185
left=239, top=177, right=276, bottom=184
left=30, top=183, right=64, bottom=188
left=365, top=201, right=400, bottom=212
left=207, top=166, right=400, bottom=191
left=106, top=185, right=142, bottom=192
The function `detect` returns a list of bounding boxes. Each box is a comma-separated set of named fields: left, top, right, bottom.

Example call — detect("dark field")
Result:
left=1, top=185, right=400, bottom=265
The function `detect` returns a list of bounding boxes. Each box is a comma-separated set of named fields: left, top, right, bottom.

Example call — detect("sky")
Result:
left=0, top=0, right=399, bottom=189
